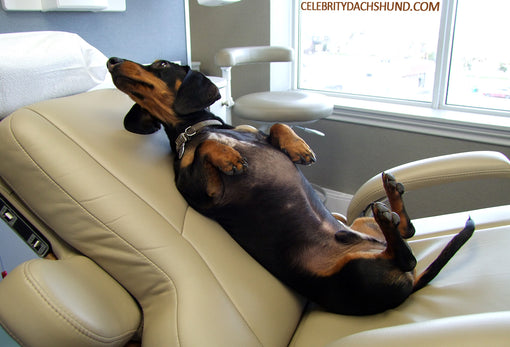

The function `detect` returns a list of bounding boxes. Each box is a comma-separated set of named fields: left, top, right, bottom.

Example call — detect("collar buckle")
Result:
left=175, top=119, right=223, bottom=159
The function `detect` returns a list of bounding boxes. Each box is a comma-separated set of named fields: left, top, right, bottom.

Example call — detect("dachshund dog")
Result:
left=107, top=57, right=475, bottom=315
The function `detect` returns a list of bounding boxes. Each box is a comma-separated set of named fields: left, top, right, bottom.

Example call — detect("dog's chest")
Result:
left=205, top=131, right=259, bottom=149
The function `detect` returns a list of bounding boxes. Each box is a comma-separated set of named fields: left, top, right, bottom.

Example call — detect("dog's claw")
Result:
left=299, top=151, right=316, bottom=166
left=282, top=145, right=316, bottom=165
left=224, top=157, right=248, bottom=175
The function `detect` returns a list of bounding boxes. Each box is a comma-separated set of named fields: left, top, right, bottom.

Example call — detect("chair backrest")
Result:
left=0, top=89, right=305, bottom=347
left=215, top=46, right=294, bottom=67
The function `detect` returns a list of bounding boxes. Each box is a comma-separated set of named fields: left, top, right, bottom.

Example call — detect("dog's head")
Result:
left=107, top=57, right=221, bottom=134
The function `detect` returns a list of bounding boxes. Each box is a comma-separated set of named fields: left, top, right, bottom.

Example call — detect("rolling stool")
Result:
left=214, top=46, right=333, bottom=133
left=215, top=46, right=333, bottom=201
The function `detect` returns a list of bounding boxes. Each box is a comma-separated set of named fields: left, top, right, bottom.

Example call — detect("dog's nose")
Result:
left=107, top=57, right=124, bottom=71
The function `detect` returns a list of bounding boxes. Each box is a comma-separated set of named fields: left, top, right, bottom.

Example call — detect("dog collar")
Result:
left=175, top=119, right=223, bottom=159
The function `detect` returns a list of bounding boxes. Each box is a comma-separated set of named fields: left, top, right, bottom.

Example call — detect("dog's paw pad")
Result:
left=373, top=202, right=400, bottom=227
left=383, top=172, right=405, bottom=197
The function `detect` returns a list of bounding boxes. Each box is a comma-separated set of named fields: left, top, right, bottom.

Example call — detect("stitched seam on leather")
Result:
left=22, top=105, right=184, bottom=232
left=22, top=260, right=137, bottom=344
left=0, top=318, right=26, bottom=347
left=181, top=206, right=264, bottom=347
left=6, top=110, right=182, bottom=346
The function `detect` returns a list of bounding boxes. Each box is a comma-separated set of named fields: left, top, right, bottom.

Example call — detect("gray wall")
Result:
left=189, top=0, right=270, bottom=98
left=190, top=1, right=510, bottom=218
left=298, top=119, right=510, bottom=218
left=0, top=0, right=189, bottom=64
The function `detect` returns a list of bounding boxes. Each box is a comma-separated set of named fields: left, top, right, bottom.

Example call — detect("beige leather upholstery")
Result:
left=326, top=312, right=510, bottom=347
left=0, top=89, right=303, bottom=346
left=0, top=256, right=141, bottom=347
left=290, top=213, right=510, bottom=346
left=0, top=89, right=509, bottom=346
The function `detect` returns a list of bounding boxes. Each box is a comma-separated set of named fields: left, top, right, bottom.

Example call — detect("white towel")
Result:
left=0, top=31, right=108, bottom=119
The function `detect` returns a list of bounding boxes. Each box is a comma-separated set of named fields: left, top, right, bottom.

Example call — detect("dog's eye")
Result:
left=149, top=60, right=171, bottom=70
left=158, top=61, right=170, bottom=68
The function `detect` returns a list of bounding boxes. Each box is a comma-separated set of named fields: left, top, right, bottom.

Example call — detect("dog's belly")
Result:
left=202, top=137, right=341, bottom=276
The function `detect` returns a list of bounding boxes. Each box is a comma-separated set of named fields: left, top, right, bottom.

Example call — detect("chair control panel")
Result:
left=0, top=195, right=50, bottom=257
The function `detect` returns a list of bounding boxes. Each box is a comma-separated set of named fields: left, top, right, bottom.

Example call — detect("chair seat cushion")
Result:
left=290, top=206, right=510, bottom=347
left=233, top=91, right=333, bottom=122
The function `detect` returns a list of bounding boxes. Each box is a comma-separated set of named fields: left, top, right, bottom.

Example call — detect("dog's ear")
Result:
left=123, top=103, right=161, bottom=134
left=173, top=69, right=221, bottom=115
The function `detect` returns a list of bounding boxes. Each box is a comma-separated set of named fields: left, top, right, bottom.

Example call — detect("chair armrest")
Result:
left=346, top=151, right=510, bottom=223
left=0, top=256, right=141, bottom=347
left=215, top=46, right=293, bottom=67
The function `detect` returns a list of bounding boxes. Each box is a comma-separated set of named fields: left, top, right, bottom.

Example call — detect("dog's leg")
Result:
left=372, top=202, right=417, bottom=272
left=382, top=173, right=415, bottom=239
left=269, top=123, right=316, bottom=165
left=198, top=139, right=248, bottom=175
left=193, top=139, right=248, bottom=198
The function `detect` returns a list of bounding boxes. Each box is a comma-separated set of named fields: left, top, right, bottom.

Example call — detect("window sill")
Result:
left=326, top=96, right=510, bottom=147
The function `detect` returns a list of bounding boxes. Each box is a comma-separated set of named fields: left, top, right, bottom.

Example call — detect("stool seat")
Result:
left=233, top=90, right=333, bottom=123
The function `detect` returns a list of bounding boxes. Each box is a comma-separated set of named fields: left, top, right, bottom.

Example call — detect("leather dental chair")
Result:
left=0, top=89, right=510, bottom=346
left=215, top=46, right=333, bottom=134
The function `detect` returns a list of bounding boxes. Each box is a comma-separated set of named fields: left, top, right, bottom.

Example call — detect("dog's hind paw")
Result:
left=383, top=172, right=405, bottom=197
left=372, top=202, right=400, bottom=228
left=373, top=202, right=416, bottom=272
left=382, top=173, right=415, bottom=239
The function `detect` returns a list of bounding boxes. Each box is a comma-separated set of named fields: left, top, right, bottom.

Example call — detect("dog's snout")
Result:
left=107, top=57, right=124, bottom=71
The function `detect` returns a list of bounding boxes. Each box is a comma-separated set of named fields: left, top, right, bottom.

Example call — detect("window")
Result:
left=446, top=0, right=510, bottom=111
left=298, top=0, right=510, bottom=114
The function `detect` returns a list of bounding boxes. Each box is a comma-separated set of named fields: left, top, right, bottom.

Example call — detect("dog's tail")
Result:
left=412, top=217, right=475, bottom=292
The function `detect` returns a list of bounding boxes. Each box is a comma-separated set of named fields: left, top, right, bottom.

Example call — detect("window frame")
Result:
left=292, top=0, right=510, bottom=146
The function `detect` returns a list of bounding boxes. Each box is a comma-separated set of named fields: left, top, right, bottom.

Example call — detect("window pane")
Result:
left=446, top=0, right=510, bottom=111
left=298, top=1, right=442, bottom=102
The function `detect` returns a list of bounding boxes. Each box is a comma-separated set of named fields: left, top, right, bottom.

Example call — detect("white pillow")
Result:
left=0, top=31, right=108, bottom=118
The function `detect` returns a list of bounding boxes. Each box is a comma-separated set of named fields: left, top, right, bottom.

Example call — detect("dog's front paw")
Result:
left=200, top=140, right=248, bottom=175
left=270, top=124, right=316, bottom=165
left=286, top=140, right=316, bottom=165
left=219, top=154, right=248, bottom=175
left=210, top=147, right=247, bottom=175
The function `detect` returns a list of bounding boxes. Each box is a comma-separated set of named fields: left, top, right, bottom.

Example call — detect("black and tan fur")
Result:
left=107, top=57, right=475, bottom=315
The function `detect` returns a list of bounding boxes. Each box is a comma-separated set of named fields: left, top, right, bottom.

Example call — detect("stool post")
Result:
left=220, top=66, right=234, bottom=107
